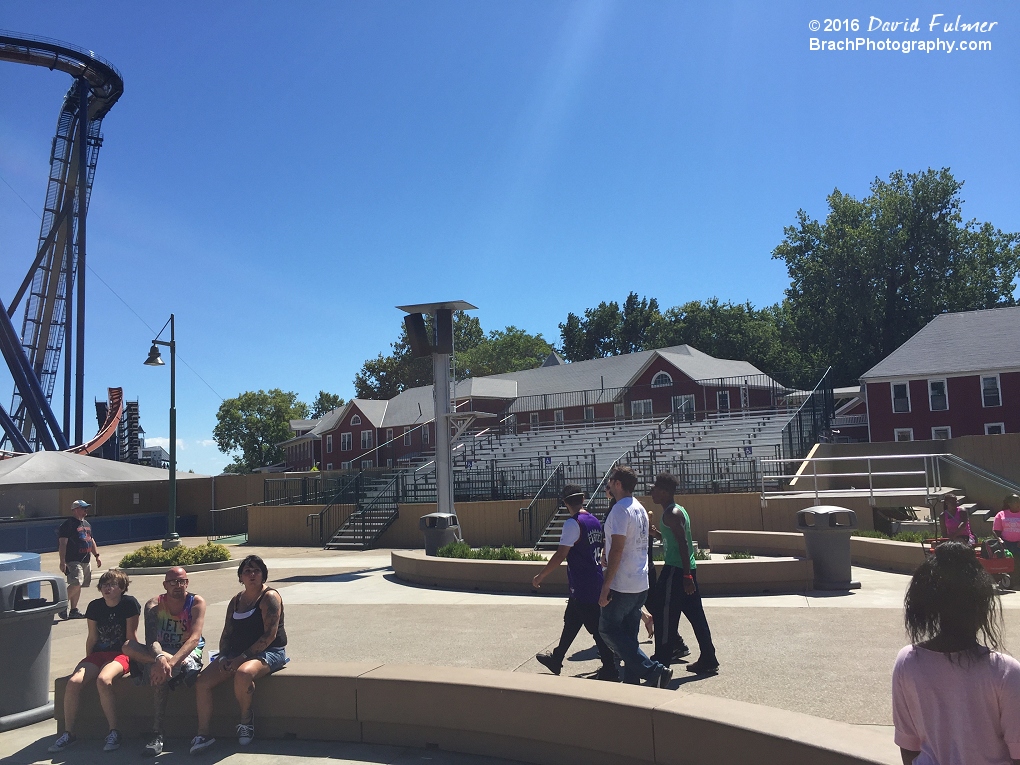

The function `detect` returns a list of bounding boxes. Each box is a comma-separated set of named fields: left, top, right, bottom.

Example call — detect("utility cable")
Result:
left=0, top=169, right=224, bottom=401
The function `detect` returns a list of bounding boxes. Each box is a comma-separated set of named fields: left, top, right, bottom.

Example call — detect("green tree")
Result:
left=213, top=389, right=309, bottom=473
left=559, top=293, right=663, bottom=361
left=774, top=168, right=1020, bottom=384
left=310, top=391, right=345, bottom=418
left=458, top=326, right=553, bottom=377
left=353, top=312, right=484, bottom=398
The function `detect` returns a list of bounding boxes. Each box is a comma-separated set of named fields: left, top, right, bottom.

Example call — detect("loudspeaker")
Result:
left=434, top=309, right=454, bottom=355
left=404, top=313, right=432, bottom=358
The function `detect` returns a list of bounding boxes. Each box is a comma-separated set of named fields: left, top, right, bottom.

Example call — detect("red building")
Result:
left=282, top=345, right=789, bottom=471
left=861, top=307, right=1020, bottom=442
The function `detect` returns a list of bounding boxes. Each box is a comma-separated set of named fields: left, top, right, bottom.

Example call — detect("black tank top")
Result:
left=228, top=588, right=287, bottom=654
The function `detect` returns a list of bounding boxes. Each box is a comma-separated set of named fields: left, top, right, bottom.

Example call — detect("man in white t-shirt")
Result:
left=598, top=466, right=672, bottom=687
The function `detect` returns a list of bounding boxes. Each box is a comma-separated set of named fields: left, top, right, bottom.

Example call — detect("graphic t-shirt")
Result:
left=57, top=517, right=93, bottom=563
left=993, top=510, right=1020, bottom=543
left=153, top=593, right=204, bottom=660
left=559, top=512, right=604, bottom=603
left=85, top=595, right=141, bottom=652
left=603, top=496, right=650, bottom=594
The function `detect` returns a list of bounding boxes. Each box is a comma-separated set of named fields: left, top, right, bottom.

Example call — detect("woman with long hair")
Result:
left=893, top=542, right=1020, bottom=764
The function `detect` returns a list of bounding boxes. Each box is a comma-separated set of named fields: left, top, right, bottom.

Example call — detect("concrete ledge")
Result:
left=708, top=530, right=926, bottom=575
left=57, top=663, right=898, bottom=764
left=390, top=550, right=814, bottom=596
left=118, top=558, right=236, bottom=576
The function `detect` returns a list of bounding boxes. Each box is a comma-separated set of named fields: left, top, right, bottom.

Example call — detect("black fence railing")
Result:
left=780, top=368, right=834, bottom=460
left=208, top=505, right=248, bottom=542
left=307, top=472, right=362, bottom=546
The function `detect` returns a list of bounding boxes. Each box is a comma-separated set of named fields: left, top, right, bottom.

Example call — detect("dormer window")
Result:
left=350, top=415, right=362, bottom=425
left=651, top=372, right=673, bottom=388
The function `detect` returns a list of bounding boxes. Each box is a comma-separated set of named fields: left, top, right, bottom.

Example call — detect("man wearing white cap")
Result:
left=58, top=499, right=102, bottom=619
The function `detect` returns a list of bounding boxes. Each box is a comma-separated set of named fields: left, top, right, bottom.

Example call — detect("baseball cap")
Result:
left=71, top=499, right=91, bottom=510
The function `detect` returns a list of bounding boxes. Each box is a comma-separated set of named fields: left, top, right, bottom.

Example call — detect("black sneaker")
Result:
left=68, top=608, right=86, bottom=619
left=685, top=660, right=719, bottom=675
left=672, top=642, right=691, bottom=661
left=535, top=652, right=562, bottom=675
left=656, top=666, right=674, bottom=688
left=143, top=734, right=163, bottom=756
left=595, top=666, right=619, bottom=682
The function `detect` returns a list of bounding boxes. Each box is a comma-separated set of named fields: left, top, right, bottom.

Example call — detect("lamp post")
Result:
left=144, top=314, right=179, bottom=549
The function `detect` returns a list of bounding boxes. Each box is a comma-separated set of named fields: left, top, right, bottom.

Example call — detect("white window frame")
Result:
left=931, top=426, right=952, bottom=440
left=583, top=406, right=595, bottom=422
left=350, top=414, right=362, bottom=425
left=554, top=409, right=564, bottom=424
left=982, top=374, right=1002, bottom=408
left=341, top=461, right=351, bottom=470
left=928, top=379, right=948, bottom=412
left=894, top=428, right=914, bottom=442
left=631, top=399, right=653, bottom=417
left=386, top=458, right=393, bottom=468
left=985, top=422, right=1005, bottom=435
left=340, top=432, right=352, bottom=451
left=422, top=426, right=429, bottom=444
left=361, top=430, right=373, bottom=449
left=614, top=403, right=625, bottom=418
left=891, top=382, right=911, bottom=414
left=672, top=395, right=695, bottom=418
left=326, top=434, right=333, bottom=453
left=651, top=372, right=673, bottom=388
left=326, top=462, right=333, bottom=471
left=361, top=459, right=373, bottom=469
left=717, top=390, right=730, bottom=414
left=529, top=413, right=540, bottom=427
left=386, top=428, right=393, bottom=444
left=404, top=427, right=412, bottom=446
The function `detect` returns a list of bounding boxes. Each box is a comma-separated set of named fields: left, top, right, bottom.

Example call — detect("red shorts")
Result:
left=81, top=651, right=130, bottom=673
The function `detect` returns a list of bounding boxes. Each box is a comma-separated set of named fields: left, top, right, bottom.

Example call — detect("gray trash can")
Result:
left=796, top=506, right=861, bottom=591
left=0, top=571, right=67, bottom=731
left=420, top=513, right=462, bottom=556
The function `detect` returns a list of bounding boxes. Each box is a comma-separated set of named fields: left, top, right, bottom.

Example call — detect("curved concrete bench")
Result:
left=391, top=550, right=814, bottom=596
left=708, top=530, right=926, bottom=574
left=56, top=662, right=897, bottom=764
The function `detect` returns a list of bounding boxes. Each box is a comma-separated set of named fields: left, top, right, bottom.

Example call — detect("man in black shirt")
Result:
left=57, top=499, right=101, bottom=619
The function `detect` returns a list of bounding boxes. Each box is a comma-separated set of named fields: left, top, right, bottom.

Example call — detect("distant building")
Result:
left=283, top=344, right=787, bottom=471
left=861, top=307, right=1020, bottom=442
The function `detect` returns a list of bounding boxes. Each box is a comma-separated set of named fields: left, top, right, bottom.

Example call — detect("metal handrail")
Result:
left=519, top=462, right=565, bottom=544
left=306, top=471, right=361, bottom=545
left=937, top=454, right=1020, bottom=495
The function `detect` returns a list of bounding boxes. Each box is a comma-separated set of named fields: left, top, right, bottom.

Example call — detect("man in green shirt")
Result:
left=648, top=472, right=718, bottom=674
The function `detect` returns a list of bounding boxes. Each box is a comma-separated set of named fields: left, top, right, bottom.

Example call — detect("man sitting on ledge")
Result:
left=189, top=554, right=288, bottom=754
left=123, top=566, right=206, bottom=757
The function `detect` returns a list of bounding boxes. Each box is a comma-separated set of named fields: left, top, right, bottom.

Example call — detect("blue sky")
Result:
left=1, top=1, right=1018, bottom=474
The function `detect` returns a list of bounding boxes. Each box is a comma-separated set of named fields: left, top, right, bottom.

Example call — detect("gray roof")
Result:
left=289, top=419, right=318, bottom=433
left=352, top=399, right=389, bottom=428
left=861, top=307, right=1020, bottom=381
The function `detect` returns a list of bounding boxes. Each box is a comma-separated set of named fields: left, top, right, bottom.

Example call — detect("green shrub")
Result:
left=119, top=542, right=230, bottom=569
left=725, top=550, right=754, bottom=560
left=851, top=530, right=890, bottom=539
left=694, top=547, right=712, bottom=561
left=892, top=531, right=927, bottom=543
left=435, top=542, right=545, bottom=561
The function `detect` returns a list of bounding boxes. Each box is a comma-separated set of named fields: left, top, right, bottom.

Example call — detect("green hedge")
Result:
left=436, top=541, right=545, bottom=561
left=119, top=542, right=230, bottom=569
left=852, top=529, right=928, bottom=543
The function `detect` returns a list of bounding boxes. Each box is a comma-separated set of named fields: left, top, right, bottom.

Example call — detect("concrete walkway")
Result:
left=8, top=537, right=1020, bottom=759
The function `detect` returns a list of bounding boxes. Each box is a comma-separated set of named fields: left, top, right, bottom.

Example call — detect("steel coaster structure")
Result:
left=0, top=31, right=123, bottom=453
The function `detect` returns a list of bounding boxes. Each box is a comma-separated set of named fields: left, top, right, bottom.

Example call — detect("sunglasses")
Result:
left=165, top=578, right=188, bottom=586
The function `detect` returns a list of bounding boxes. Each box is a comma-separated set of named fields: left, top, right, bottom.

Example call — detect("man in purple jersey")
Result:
left=532, top=484, right=617, bottom=681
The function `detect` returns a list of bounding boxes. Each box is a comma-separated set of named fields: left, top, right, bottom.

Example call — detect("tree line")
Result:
left=215, top=168, right=1019, bottom=471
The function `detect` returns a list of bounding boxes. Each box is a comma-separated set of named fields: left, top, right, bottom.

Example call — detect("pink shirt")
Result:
left=893, top=645, right=1020, bottom=765
left=993, top=510, right=1020, bottom=543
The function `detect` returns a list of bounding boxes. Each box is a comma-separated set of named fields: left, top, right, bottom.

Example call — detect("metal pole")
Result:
left=63, top=235, right=73, bottom=441
left=74, top=78, right=88, bottom=445
left=433, top=345, right=454, bottom=516
left=167, top=314, right=178, bottom=544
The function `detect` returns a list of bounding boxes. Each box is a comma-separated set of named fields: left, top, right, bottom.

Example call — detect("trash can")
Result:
left=0, top=571, right=67, bottom=731
left=420, top=513, right=462, bottom=556
left=796, top=506, right=861, bottom=591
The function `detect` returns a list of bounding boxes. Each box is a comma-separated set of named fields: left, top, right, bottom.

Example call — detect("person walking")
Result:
left=992, top=494, right=1020, bottom=559
left=893, top=541, right=1020, bottom=764
left=598, top=466, right=671, bottom=687
left=532, top=484, right=617, bottom=681
left=123, top=567, right=206, bottom=757
left=190, top=555, right=288, bottom=754
left=48, top=569, right=140, bottom=753
left=648, top=472, right=718, bottom=674
left=57, top=499, right=101, bottom=619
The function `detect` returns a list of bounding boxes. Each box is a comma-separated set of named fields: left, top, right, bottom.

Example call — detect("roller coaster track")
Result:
left=0, top=32, right=123, bottom=452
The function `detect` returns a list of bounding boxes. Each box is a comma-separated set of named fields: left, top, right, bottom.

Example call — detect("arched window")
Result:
left=350, top=415, right=362, bottom=425
left=651, top=372, right=673, bottom=388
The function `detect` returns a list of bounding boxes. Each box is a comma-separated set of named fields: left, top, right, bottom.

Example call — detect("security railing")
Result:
left=208, top=505, right=248, bottom=542
left=780, top=368, right=834, bottom=460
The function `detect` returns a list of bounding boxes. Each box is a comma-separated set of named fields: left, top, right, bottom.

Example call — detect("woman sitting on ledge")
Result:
left=893, top=541, right=1020, bottom=765
left=189, top=554, right=288, bottom=755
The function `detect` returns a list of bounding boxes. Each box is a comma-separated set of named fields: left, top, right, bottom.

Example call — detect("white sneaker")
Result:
left=237, top=718, right=254, bottom=746
left=103, top=729, right=122, bottom=751
left=189, top=735, right=216, bottom=755
left=48, top=732, right=76, bottom=752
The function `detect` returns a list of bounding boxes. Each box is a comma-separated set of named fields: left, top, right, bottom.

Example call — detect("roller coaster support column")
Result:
left=144, top=315, right=179, bottom=548
left=74, top=77, right=88, bottom=445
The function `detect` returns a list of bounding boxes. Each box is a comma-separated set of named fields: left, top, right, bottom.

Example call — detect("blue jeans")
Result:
left=598, top=589, right=665, bottom=684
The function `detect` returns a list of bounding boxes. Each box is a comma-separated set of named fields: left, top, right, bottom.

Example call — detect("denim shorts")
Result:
left=225, top=647, right=288, bottom=673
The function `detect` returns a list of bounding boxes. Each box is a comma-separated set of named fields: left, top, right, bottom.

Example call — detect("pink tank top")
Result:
left=944, top=507, right=973, bottom=541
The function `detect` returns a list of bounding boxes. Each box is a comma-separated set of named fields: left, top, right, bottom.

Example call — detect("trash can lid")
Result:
left=796, top=506, right=858, bottom=529
left=0, top=570, right=64, bottom=613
